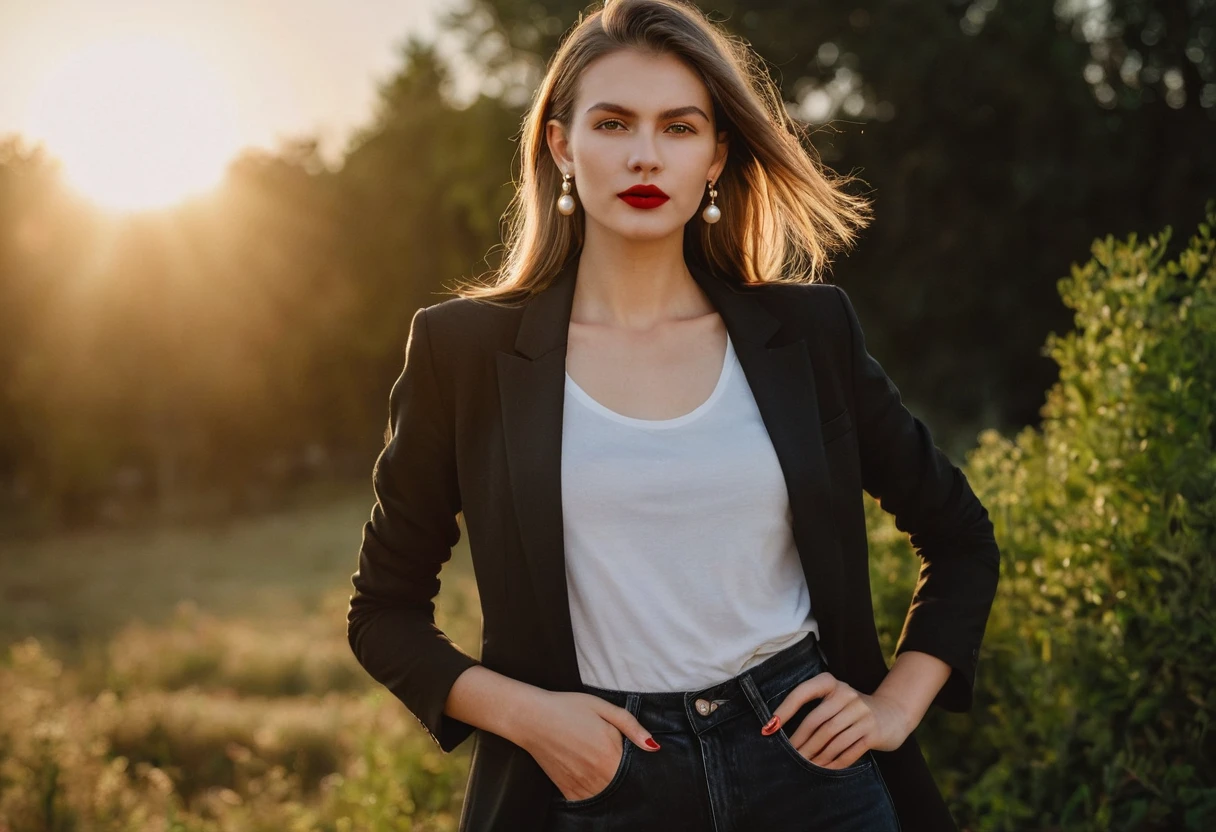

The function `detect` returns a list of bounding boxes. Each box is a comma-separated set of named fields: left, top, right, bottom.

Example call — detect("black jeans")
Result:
left=545, top=631, right=901, bottom=831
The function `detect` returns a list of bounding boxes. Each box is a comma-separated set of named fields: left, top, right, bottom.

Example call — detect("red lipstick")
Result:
left=618, top=183, right=669, bottom=209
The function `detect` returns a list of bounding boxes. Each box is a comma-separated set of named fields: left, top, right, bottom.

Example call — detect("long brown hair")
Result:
left=451, top=0, right=872, bottom=305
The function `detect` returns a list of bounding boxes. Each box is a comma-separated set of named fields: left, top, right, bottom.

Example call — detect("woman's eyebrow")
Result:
left=585, top=102, right=709, bottom=121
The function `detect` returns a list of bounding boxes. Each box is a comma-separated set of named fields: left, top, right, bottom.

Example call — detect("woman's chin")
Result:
left=596, top=215, right=686, bottom=242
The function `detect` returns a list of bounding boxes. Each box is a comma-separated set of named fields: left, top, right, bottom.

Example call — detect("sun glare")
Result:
left=27, top=35, right=242, bottom=214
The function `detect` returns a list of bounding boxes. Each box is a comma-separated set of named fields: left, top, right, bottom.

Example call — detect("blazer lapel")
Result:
left=496, top=255, right=582, bottom=684
left=496, top=255, right=845, bottom=690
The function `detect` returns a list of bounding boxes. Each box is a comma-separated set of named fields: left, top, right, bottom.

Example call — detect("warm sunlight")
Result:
left=26, top=34, right=241, bottom=214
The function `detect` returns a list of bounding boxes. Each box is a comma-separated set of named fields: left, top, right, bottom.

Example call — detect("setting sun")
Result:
left=27, top=34, right=241, bottom=213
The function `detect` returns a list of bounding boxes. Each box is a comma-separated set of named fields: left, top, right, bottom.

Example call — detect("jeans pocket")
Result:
left=775, top=729, right=874, bottom=778
left=552, top=692, right=641, bottom=808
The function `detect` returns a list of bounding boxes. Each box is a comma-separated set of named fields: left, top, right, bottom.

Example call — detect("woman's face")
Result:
left=546, top=48, right=729, bottom=242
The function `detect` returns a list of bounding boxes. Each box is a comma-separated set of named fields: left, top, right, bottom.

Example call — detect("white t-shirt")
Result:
left=560, top=331, right=820, bottom=692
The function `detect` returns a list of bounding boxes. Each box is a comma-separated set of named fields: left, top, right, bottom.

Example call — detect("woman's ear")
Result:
left=710, top=129, right=729, bottom=181
left=546, top=119, right=573, bottom=174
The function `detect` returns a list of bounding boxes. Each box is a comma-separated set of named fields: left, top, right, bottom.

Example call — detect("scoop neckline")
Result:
left=564, top=334, right=736, bottom=430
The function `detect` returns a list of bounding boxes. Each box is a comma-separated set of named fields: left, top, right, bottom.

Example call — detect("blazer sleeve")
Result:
left=832, top=285, right=1000, bottom=714
left=347, top=306, right=482, bottom=752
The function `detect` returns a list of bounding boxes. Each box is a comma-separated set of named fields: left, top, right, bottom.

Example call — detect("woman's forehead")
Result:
left=576, top=49, right=710, bottom=111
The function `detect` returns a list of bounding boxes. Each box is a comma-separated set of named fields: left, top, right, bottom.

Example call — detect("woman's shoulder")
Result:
left=423, top=294, right=522, bottom=330
left=414, top=294, right=525, bottom=368
left=756, top=277, right=849, bottom=301
left=751, top=279, right=854, bottom=343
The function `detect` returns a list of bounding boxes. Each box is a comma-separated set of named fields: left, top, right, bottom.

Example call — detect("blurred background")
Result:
left=0, top=0, right=1213, bottom=830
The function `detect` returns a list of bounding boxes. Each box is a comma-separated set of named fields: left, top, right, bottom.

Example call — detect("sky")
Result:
left=0, top=0, right=465, bottom=170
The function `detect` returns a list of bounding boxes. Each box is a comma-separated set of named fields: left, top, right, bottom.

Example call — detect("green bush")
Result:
left=869, top=201, right=1216, bottom=831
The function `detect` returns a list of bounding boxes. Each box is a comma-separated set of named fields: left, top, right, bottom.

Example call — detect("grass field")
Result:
left=0, top=481, right=477, bottom=649
left=0, top=483, right=484, bottom=832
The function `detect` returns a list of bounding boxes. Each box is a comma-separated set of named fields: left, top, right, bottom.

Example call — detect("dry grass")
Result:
left=0, top=486, right=483, bottom=831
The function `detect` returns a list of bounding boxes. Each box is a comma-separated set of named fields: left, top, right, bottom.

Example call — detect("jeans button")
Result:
left=695, top=698, right=711, bottom=716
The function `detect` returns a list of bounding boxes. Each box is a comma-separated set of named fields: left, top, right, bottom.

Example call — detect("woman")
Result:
left=347, top=1, right=1000, bottom=830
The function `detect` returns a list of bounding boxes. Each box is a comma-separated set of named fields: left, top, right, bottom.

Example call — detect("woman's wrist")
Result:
left=444, top=664, right=552, bottom=748
left=871, top=650, right=952, bottom=735
left=495, top=675, right=553, bottom=747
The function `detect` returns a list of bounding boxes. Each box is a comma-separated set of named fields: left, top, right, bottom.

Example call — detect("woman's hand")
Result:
left=518, top=690, right=660, bottom=802
left=761, top=670, right=912, bottom=769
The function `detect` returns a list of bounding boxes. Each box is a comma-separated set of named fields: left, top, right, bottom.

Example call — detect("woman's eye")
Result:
left=595, top=120, right=694, bottom=134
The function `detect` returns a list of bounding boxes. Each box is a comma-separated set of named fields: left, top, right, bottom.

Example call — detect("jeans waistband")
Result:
left=579, top=631, right=826, bottom=736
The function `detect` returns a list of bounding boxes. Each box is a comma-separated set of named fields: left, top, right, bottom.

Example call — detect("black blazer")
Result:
left=347, top=253, right=1001, bottom=832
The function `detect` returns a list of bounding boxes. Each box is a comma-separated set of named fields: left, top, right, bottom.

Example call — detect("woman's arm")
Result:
left=443, top=664, right=552, bottom=745
left=832, top=285, right=1001, bottom=714
left=347, top=306, right=484, bottom=753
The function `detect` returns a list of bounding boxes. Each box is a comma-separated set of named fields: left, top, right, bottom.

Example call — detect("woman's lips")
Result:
left=618, top=193, right=670, bottom=209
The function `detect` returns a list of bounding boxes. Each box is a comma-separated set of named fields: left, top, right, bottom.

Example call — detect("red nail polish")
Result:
left=644, top=737, right=660, bottom=749
left=761, top=715, right=781, bottom=736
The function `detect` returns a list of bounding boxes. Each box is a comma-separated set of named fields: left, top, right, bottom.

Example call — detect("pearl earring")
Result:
left=702, top=180, right=721, bottom=224
left=557, top=171, right=576, bottom=216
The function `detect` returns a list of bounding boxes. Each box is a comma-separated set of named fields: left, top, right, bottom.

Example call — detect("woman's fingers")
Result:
left=598, top=701, right=661, bottom=751
left=763, top=674, right=876, bottom=768
left=793, top=720, right=870, bottom=769
left=787, top=685, right=864, bottom=749
left=760, top=671, right=837, bottom=736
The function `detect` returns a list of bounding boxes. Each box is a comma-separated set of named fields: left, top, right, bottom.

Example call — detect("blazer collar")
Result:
left=496, top=253, right=846, bottom=690
left=512, top=254, right=781, bottom=360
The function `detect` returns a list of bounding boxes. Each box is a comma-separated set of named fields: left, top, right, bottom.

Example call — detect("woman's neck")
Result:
left=571, top=233, right=712, bottom=330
